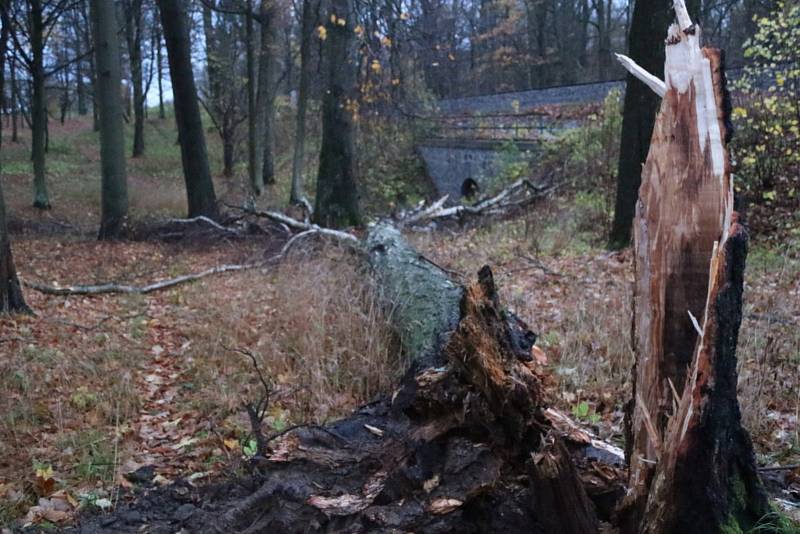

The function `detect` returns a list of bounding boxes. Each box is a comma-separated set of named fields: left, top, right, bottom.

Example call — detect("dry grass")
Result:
left=737, top=244, right=800, bottom=462
left=179, top=244, right=400, bottom=426
left=0, top=237, right=399, bottom=525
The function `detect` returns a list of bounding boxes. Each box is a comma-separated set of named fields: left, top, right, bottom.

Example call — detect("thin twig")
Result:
left=222, top=344, right=272, bottom=457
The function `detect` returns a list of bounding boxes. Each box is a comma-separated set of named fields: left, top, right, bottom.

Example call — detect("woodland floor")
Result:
left=0, top=116, right=798, bottom=530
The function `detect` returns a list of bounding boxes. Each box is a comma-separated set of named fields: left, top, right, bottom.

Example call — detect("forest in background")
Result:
left=0, top=0, right=797, bottom=530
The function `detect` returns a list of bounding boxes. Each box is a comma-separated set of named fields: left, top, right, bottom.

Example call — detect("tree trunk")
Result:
left=609, top=0, right=703, bottom=248
left=155, top=22, right=165, bottom=119
left=91, top=0, right=129, bottom=240
left=78, top=1, right=99, bottom=132
left=616, top=4, right=772, bottom=531
left=125, top=0, right=145, bottom=157
left=313, top=0, right=361, bottom=228
left=30, top=0, right=50, bottom=209
left=0, top=0, right=28, bottom=313
left=246, top=2, right=260, bottom=196
left=289, top=0, right=316, bottom=205
left=607, top=0, right=671, bottom=248
left=157, top=0, right=218, bottom=219
left=258, top=3, right=279, bottom=188
left=10, top=53, right=17, bottom=142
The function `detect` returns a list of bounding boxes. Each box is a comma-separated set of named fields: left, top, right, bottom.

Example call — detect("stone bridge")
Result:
left=419, top=68, right=747, bottom=200
left=417, top=139, right=539, bottom=200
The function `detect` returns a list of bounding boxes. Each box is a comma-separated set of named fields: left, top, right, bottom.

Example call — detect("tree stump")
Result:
left=616, top=2, right=772, bottom=531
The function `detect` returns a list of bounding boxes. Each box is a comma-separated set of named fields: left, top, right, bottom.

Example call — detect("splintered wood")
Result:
left=617, top=1, right=770, bottom=531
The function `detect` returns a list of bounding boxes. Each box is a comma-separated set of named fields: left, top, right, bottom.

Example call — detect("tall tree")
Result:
left=289, top=0, right=317, bottom=205
left=314, top=0, right=361, bottom=228
left=91, top=0, right=129, bottom=239
left=257, top=0, right=279, bottom=188
left=201, top=0, right=245, bottom=179
left=123, top=0, right=145, bottom=157
left=0, top=0, right=29, bottom=313
left=246, top=0, right=260, bottom=196
left=28, top=0, right=49, bottom=208
left=157, top=0, right=218, bottom=219
left=154, top=18, right=165, bottom=119
left=607, top=0, right=673, bottom=248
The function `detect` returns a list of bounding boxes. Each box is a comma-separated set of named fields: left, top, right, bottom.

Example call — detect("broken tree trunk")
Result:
left=617, top=2, right=771, bottom=531
left=204, top=224, right=597, bottom=533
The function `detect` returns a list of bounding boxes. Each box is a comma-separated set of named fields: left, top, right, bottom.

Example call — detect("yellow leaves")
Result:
left=317, top=25, right=327, bottom=40
left=329, top=14, right=346, bottom=26
left=732, top=106, right=748, bottom=119
left=399, top=11, right=409, bottom=20
left=370, top=60, right=382, bottom=74
left=35, top=464, right=54, bottom=481
left=381, top=36, right=392, bottom=48
left=354, top=24, right=364, bottom=37
left=223, top=438, right=239, bottom=451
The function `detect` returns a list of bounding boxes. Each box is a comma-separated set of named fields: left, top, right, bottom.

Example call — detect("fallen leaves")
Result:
left=22, top=491, right=77, bottom=527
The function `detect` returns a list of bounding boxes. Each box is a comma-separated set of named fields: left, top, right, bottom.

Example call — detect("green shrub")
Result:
left=731, top=1, right=799, bottom=242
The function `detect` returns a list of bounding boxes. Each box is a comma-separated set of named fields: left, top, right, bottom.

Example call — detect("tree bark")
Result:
left=313, top=0, right=361, bottom=228
left=289, top=0, right=316, bottom=205
left=246, top=1, right=260, bottom=196
left=155, top=21, right=165, bottom=120
left=30, top=0, right=50, bottom=209
left=618, top=6, right=771, bottom=531
left=0, top=0, right=29, bottom=313
left=124, top=0, right=145, bottom=157
left=91, top=0, right=129, bottom=239
left=157, top=0, right=218, bottom=219
left=257, top=1, right=279, bottom=188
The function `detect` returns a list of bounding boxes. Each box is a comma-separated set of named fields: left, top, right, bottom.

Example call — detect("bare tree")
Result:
left=91, top=0, right=129, bottom=239
left=314, top=0, right=361, bottom=228
left=157, top=0, right=219, bottom=219
left=0, top=0, right=29, bottom=313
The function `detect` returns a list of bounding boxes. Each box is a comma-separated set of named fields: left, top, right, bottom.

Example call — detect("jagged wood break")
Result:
left=617, top=1, right=771, bottom=531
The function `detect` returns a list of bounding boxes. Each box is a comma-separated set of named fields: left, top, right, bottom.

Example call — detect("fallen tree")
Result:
left=75, top=223, right=605, bottom=533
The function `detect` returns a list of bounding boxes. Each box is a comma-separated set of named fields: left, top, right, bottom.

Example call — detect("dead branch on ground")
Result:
left=23, top=263, right=263, bottom=296
left=399, top=176, right=557, bottom=226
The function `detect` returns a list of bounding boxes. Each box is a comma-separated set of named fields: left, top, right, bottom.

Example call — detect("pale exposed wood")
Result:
left=614, top=53, right=666, bottom=97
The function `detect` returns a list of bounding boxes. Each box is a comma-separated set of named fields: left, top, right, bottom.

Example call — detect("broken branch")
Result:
left=23, top=263, right=263, bottom=296
left=614, top=53, right=667, bottom=97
